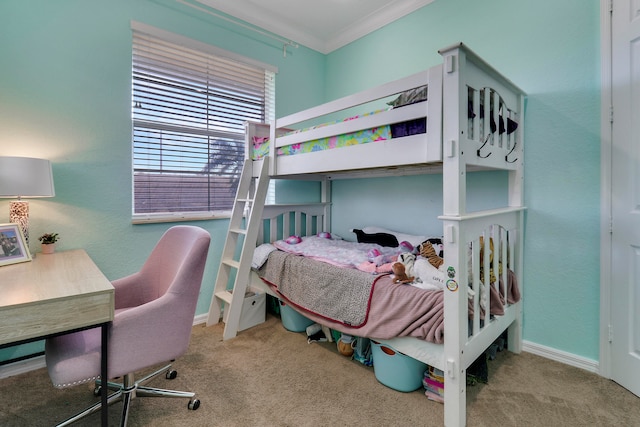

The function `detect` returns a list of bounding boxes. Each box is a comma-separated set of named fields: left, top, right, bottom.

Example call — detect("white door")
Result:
left=609, top=0, right=640, bottom=397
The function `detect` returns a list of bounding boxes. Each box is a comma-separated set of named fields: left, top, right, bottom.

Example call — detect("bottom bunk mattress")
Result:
left=257, top=249, right=519, bottom=344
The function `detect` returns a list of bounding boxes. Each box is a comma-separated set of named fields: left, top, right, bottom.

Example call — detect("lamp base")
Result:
left=9, top=201, right=30, bottom=245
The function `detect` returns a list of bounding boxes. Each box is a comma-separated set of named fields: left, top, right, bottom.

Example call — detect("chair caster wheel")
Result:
left=166, top=370, right=177, bottom=380
left=188, top=399, right=200, bottom=410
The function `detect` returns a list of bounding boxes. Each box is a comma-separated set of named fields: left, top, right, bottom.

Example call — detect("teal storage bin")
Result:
left=371, top=341, right=428, bottom=392
left=279, top=300, right=314, bottom=332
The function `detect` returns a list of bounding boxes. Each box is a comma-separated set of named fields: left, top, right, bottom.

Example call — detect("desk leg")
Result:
left=101, top=323, right=109, bottom=426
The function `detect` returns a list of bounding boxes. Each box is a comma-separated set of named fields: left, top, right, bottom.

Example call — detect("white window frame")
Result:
left=130, top=22, right=276, bottom=223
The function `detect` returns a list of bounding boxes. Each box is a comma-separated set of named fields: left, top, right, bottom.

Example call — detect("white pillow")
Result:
left=361, top=226, right=428, bottom=248
left=252, top=243, right=276, bottom=269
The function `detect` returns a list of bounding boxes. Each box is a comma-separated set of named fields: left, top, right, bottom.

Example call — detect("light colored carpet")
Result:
left=0, top=314, right=637, bottom=426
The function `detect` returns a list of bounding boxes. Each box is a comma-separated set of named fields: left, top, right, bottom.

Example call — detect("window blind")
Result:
left=132, top=29, right=275, bottom=217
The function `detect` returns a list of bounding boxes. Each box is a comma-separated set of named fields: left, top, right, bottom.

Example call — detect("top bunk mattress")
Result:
left=251, top=108, right=427, bottom=161
left=259, top=66, right=444, bottom=176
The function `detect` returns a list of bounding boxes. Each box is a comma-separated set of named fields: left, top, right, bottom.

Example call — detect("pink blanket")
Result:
left=267, top=272, right=447, bottom=343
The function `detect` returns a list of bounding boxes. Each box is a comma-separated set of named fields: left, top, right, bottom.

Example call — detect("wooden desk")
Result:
left=0, top=249, right=114, bottom=426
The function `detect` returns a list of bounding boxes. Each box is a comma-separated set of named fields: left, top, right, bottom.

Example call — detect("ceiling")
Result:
left=193, top=0, right=435, bottom=54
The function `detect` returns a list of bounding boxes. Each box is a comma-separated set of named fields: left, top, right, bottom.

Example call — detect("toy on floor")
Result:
left=306, top=323, right=327, bottom=344
left=337, top=334, right=355, bottom=357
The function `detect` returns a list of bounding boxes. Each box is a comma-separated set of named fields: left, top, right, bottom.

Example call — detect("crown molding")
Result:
left=325, top=0, right=435, bottom=53
left=194, top=0, right=435, bottom=54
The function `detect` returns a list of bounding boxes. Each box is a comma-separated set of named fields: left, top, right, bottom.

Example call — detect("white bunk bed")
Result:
left=214, top=43, right=525, bottom=427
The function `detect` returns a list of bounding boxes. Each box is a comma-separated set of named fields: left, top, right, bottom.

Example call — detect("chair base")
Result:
left=55, top=363, right=200, bottom=427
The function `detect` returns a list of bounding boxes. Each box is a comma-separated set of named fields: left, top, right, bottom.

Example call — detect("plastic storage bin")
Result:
left=279, top=300, right=314, bottom=332
left=222, top=288, right=266, bottom=332
left=371, top=341, right=428, bottom=392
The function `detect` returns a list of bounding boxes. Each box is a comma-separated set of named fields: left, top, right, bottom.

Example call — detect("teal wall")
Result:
left=328, top=0, right=601, bottom=361
left=0, top=0, right=325, bottom=362
left=0, top=0, right=601, bottom=364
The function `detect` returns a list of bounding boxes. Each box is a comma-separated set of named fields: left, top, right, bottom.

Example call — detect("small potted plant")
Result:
left=38, top=233, right=60, bottom=254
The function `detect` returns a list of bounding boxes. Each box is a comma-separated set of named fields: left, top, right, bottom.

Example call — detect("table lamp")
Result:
left=0, top=156, right=56, bottom=245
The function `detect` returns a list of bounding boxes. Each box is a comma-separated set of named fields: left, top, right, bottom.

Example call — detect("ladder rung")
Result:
left=222, top=259, right=240, bottom=269
left=214, top=290, right=233, bottom=304
left=229, top=228, right=247, bottom=235
left=237, top=198, right=253, bottom=203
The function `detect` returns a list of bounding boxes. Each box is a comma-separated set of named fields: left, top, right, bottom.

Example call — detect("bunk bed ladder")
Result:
left=206, top=157, right=271, bottom=340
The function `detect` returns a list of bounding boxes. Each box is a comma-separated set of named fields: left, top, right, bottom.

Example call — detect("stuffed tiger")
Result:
left=418, top=240, right=443, bottom=269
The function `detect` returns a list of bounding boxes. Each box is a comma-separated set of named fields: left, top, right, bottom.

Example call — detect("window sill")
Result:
left=132, top=212, right=231, bottom=224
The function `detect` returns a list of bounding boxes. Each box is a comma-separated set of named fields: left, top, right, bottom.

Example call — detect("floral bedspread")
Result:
left=251, top=109, right=392, bottom=160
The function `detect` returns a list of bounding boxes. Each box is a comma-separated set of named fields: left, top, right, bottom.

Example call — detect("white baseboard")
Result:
left=0, top=355, right=46, bottom=379
left=0, top=316, right=211, bottom=380
left=193, top=313, right=208, bottom=325
left=1, top=326, right=599, bottom=380
left=523, top=340, right=599, bottom=374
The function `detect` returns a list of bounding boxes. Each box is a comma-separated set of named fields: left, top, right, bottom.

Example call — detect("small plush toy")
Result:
left=413, top=258, right=445, bottom=290
left=366, top=248, right=397, bottom=267
left=478, top=236, right=498, bottom=283
left=419, top=240, right=444, bottom=269
left=337, top=334, right=354, bottom=357
left=392, top=262, right=414, bottom=284
left=399, top=240, right=414, bottom=253
left=479, top=236, right=494, bottom=264
left=397, top=252, right=416, bottom=277
left=367, top=248, right=382, bottom=260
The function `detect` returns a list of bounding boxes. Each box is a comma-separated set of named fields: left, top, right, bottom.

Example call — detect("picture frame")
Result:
left=0, top=223, right=32, bottom=267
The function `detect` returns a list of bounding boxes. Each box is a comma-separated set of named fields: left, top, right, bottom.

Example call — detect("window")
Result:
left=131, top=24, right=276, bottom=220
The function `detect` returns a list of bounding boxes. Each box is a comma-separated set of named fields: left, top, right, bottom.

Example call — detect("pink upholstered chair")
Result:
left=45, top=225, right=210, bottom=426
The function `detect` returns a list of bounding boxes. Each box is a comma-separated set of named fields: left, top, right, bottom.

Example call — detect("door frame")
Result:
left=599, top=0, right=612, bottom=379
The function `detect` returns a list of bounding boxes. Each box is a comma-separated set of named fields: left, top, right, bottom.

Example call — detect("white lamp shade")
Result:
left=0, top=156, right=55, bottom=198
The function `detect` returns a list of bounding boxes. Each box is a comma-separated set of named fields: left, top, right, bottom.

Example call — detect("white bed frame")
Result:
left=237, top=43, right=525, bottom=427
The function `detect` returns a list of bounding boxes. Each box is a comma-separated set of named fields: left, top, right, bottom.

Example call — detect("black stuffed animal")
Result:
left=351, top=229, right=399, bottom=247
